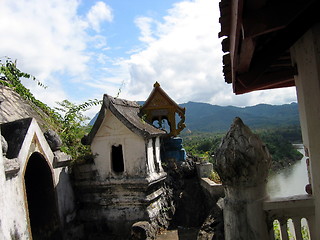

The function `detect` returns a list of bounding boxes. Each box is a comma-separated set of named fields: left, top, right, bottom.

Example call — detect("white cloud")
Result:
left=0, top=0, right=115, bottom=113
left=134, top=17, right=157, bottom=43
left=0, top=0, right=297, bottom=120
left=0, top=0, right=89, bottom=88
left=86, top=1, right=113, bottom=32
left=121, top=0, right=297, bottom=106
left=120, top=0, right=225, bottom=102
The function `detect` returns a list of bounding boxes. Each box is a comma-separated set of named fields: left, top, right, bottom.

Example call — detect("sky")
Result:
left=0, top=0, right=298, bottom=118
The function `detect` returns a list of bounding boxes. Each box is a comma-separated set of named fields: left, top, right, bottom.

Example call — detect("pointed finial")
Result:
left=154, top=81, right=160, bottom=87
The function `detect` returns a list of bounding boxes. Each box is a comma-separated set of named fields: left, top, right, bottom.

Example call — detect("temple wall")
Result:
left=0, top=133, right=30, bottom=239
left=75, top=110, right=168, bottom=237
left=91, top=110, right=149, bottom=179
left=146, top=137, right=165, bottom=182
left=0, top=130, right=4, bottom=239
left=0, top=119, right=76, bottom=239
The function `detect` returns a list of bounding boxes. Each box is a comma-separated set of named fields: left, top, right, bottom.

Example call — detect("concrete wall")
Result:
left=0, top=126, right=30, bottom=239
left=91, top=110, right=164, bottom=180
left=75, top=110, right=168, bottom=237
left=146, top=137, right=165, bottom=181
left=0, top=119, right=76, bottom=239
left=0, top=129, right=4, bottom=240
left=291, top=24, right=320, bottom=236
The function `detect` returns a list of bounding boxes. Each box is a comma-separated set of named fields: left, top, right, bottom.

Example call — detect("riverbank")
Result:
left=267, top=144, right=308, bottom=197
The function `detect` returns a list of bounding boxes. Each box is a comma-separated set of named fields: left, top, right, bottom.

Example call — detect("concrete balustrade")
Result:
left=195, top=117, right=317, bottom=240
left=264, top=195, right=315, bottom=240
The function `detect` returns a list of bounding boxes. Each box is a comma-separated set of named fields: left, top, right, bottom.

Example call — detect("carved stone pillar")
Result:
left=214, top=117, right=271, bottom=240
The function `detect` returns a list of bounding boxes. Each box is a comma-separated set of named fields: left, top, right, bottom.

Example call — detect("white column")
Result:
left=291, top=23, right=320, bottom=238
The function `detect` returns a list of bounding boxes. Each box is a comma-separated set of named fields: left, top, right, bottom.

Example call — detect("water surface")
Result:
left=267, top=145, right=309, bottom=198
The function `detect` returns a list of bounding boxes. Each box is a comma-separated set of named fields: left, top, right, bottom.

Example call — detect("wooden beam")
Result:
left=229, top=0, right=244, bottom=85
left=219, top=0, right=231, bottom=17
left=237, top=0, right=319, bottom=88
left=221, top=37, right=230, bottom=53
left=235, top=67, right=297, bottom=94
left=237, top=36, right=255, bottom=73
left=244, top=0, right=266, bottom=11
left=223, top=54, right=232, bottom=83
left=219, top=17, right=230, bottom=38
left=218, top=0, right=231, bottom=37
left=235, top=78, right=295, bottom=94
left=242, top=0, right=313, bottom=38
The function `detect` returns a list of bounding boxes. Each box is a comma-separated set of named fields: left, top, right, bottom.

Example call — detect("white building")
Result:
left=0, top=86, right=76, bottom=240
left=0, top=118, right=75, bottom=239
left=79, top=94, right=168, bottom=236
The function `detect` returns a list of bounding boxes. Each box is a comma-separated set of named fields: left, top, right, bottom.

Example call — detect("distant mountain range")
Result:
left=180, top=101, right=300, bottom=133
left=90, top=102, right=300, bottom=133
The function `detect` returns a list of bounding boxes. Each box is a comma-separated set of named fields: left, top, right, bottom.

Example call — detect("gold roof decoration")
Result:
left=140, top=82, right=186, bottom=137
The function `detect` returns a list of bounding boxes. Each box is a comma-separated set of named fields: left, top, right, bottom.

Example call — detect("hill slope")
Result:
left=90, top=101, right=300, bottom=133
left=181, top=102, right=300, bottom=133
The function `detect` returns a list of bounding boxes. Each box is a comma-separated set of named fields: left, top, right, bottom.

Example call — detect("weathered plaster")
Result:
left=75, top=106, right=168, bottom=237
left=91, top=109, right=163, bottom=180
left=291, top=23, right=320, bottom=238
left=0, top=119, right=76, bottom=239
left=0, top=129, right=4, bottom=239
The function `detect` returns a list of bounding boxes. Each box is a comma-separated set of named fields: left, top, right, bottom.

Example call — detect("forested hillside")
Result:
left=90, top=101, right=302, bottom=172
left=178, top=102, right=303, bottom=171
left=180, top=101, right=300, bottom=133
left=90, top=101, right=300, bottom=133
left=182, top=126, right=303, bottom=172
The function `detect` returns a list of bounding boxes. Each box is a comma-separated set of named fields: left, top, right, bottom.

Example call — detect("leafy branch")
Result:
left=1, top=57, right=102, bottom=161
left=0, top=57, right=46, bottom=89
left=55, top=99, right=101, bottom=161
left=0, top=57, right=58, bottom=122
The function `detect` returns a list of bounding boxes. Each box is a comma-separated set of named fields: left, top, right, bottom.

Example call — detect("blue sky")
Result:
left=0, top=0, right=297, bottom=118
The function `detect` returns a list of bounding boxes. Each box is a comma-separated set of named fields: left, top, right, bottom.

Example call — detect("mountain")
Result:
left=181, top=102, right=300, bottom=133
left=89, top=102, right=300, bottom=133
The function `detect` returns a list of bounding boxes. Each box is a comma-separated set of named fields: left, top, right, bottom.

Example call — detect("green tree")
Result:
left=55, top=99, right=101, bottom=161
left=1, top=57, right=101, bottom=161
left=183, top=129, right=302, bottom=172
left=259, top=130, right=303, bottom=170
left=0, top=57, right=59, bottom=123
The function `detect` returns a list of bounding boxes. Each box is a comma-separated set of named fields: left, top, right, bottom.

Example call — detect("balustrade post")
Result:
left=214, top=117, right=271, bottom=240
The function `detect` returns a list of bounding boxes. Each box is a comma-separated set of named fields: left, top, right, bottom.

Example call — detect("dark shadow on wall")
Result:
left=24, top=152, right=61, bottom=240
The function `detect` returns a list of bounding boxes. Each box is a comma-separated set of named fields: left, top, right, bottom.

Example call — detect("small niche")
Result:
left=112, top=145, right=124, bottom=173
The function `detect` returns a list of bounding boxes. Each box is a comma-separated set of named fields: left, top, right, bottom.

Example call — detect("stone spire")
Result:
left=215, top=117, right=271, bottom=186
left=214, top=117, right=271, bottom=240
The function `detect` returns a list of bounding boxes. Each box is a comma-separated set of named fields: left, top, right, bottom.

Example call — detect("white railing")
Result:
left=263, top=195, right=315, bottom=240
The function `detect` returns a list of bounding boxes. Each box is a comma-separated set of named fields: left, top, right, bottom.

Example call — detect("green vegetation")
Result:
left=0, top=57, right=61, bottom=127
left=54, top=100, right=100, bottom=161
left=273, top=219, right=310, bottom=240
left=182, top=132, right=223, bottom=156
left=209, top=170, right=221, bottom=183
left=0, top=58, right=101, bottom=161
left=182, top=126, right=303, bottom=172
left=257, top=127, right=303, bottom=170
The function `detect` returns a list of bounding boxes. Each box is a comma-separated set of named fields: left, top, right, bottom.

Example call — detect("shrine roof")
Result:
left=141, top=82, right=184, bottom=112
left=83, top=94, right=166, bottom=145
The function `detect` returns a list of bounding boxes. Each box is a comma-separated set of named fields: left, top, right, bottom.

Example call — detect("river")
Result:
left=267, top=144, right=309, bottom=198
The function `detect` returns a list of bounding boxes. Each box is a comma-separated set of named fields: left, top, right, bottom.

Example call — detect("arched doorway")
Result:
left=24, top=152, right=60, bottom=239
